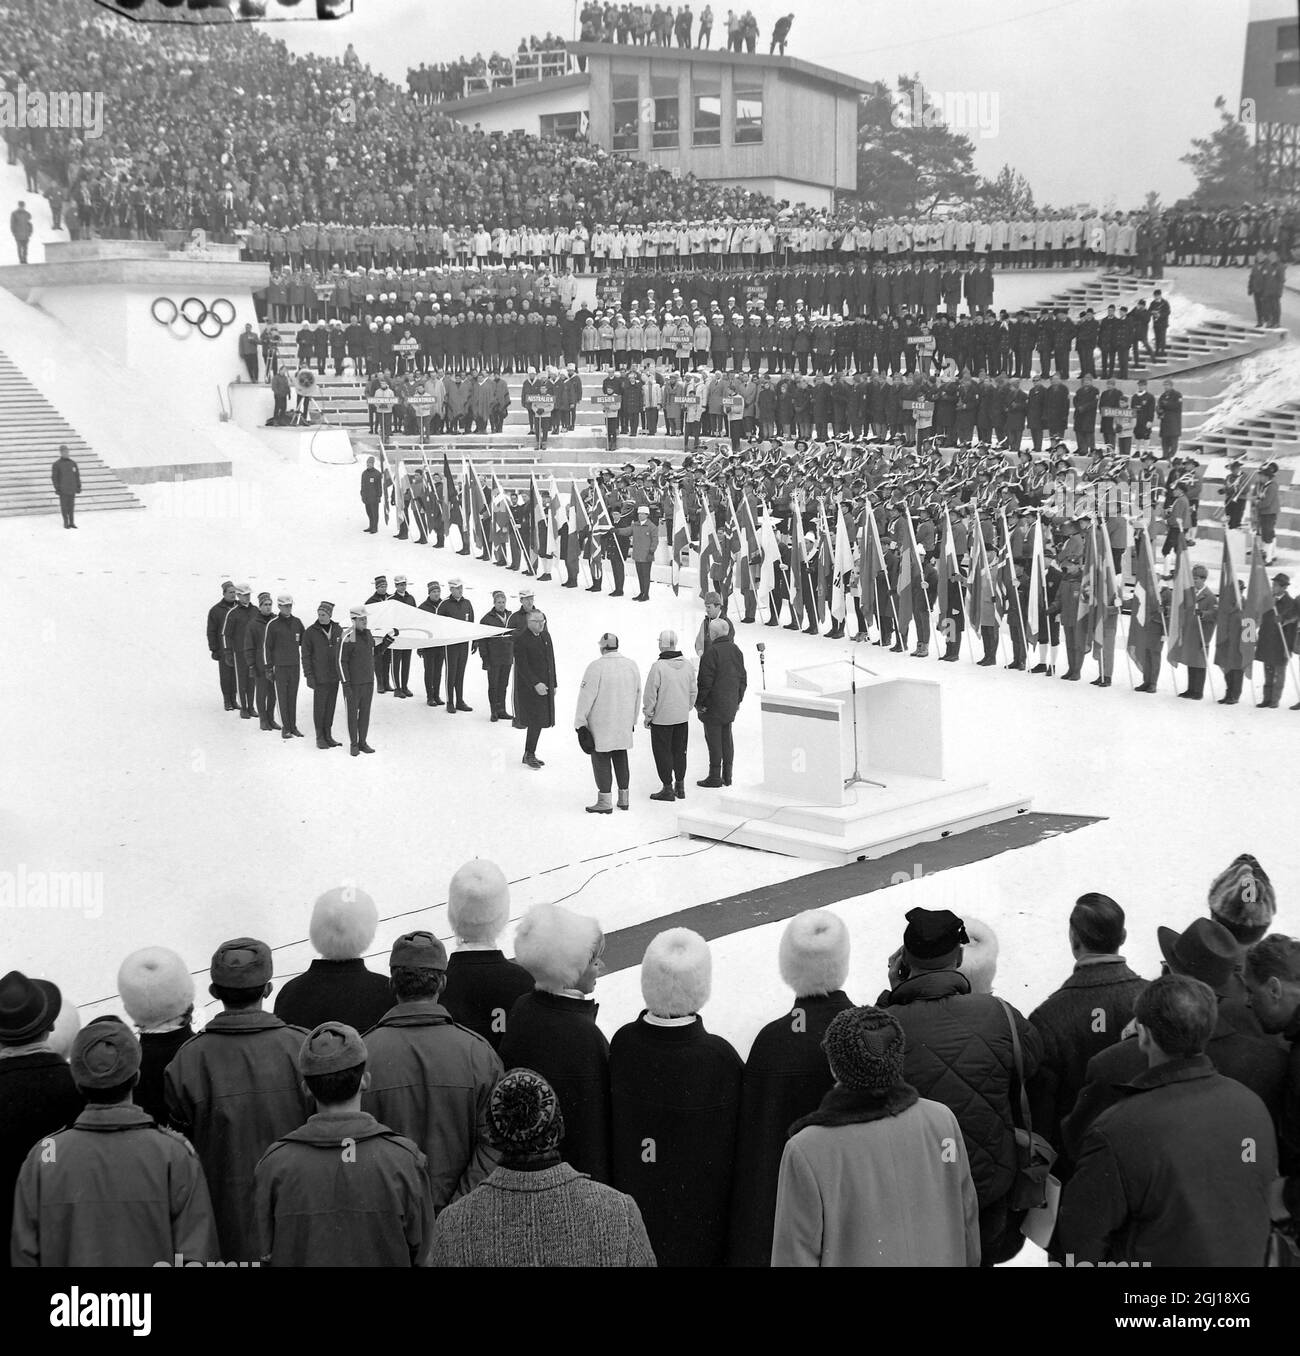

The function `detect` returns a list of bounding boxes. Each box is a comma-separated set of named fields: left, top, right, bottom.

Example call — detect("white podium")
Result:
left=677, top=660, right=1030, bottom=864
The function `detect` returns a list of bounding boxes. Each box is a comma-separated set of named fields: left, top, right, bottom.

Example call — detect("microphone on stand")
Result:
left=756, top=640, right=767, bottom=690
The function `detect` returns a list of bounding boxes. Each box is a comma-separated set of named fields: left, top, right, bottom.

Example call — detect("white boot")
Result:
left=617, top=788, right=630, bottom=811
left=586, top=792, right=613, bottom=815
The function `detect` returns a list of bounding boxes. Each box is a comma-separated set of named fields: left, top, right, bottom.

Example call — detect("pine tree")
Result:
left=977, top=164, right=1036, bottom=215
left=1180, top=96, right=1255, bottom=206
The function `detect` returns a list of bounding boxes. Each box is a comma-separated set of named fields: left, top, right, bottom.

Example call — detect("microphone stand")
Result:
left=757, top=643, right=767, bottom=690
left=844, top=651, right=885, bottom=790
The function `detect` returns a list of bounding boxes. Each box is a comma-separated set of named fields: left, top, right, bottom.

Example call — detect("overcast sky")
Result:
left=270, top=0, right=1254, bottom=207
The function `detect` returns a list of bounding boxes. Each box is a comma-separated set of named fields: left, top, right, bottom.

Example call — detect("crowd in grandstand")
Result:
left=4, top=853, right=1298, bottom=1266
left=405, top=34, right=570, bottom=104
left=2, top=1, right=1291, bottom=262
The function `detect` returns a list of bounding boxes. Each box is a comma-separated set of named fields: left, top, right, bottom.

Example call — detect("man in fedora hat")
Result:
left=1063, top=917, right=1287, bottom=1158
left=0, top=972, right=83, bottom=1259
left=12, top=1016, right=219, bottom=1267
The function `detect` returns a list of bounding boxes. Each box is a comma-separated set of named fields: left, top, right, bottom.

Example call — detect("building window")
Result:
left=1278, top=23, right=1300, bottom=51
left=612, top=73, right=640, bottom=151
left=540, top=111, right=585, bottom=140
left=652, top=96, right=679, bottom=148
left=1278, top=60, right=1300, bottom=87
left=693, top=92, right=721, bottom=147
left=734, top=86, right=763, bottom=144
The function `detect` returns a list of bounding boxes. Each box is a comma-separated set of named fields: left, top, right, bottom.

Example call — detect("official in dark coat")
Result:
left=51, top=444, right=81, bottom=528
left=500, top=904, right=612, bottom=1184
left=163, top=938, right=310, bottom=1264
left=0, top=973, right=83, bottom=1265
left=728, top=911, right=854, bottom=1267
left=1027, top=893, right=1146, bottom=1170
left=609, top=930, right=743, bottom=1268
left=300, top=602, right=343, bottom=748
left=360, top=456, right=383, bottom=533
left=1058, top=974, right=1277, bottom=1267
left=273, top=887, right=393, bottom=1032
left=876, top=907, right=1042, bottom=1265
left=476, top=589, right=515, bottom=721
left=695, top=621, right=747, bottom=786
left=441, top=860, right=535, bottom=1052
left=513, top=610, right=556, bottom=768
left=207, top=580, right=238, bottom=711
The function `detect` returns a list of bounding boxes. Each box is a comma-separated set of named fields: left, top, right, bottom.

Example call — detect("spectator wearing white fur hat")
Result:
left=609, top=929, right=742, bottom=1266
left=442, top=860, right=535, bottom=1052
left=729, top=910, right=853, bottom=1267
left=274, top=886, right=392, bottom=1033
left=500, top=903, right=612, bottom=1183
left=957, top=915, right=1000, bottom=996
left=118, top=946, right=195, bottom=1124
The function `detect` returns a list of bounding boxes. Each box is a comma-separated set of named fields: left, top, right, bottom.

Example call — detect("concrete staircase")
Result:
left=1188, top=401, right=1300, bottom=464
left=1023, top=273, right=1286, bottom=381
left=0, top=352, right=142, bottom=518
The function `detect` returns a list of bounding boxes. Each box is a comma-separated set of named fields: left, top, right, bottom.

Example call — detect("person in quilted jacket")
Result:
left=876, top=906, right=1042, bottom=1266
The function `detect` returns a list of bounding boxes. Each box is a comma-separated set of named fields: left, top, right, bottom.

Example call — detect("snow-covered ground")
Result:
left=1196, top=343, right=1300, bottom=444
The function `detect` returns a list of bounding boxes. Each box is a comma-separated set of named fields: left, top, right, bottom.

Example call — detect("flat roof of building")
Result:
left=571, top=40, right=877, bottom=95
left=442, top=71, right=591, bottom=116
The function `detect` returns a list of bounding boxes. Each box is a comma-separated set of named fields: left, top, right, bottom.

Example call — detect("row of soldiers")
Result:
left=358, top=436, right=1297, bottom=707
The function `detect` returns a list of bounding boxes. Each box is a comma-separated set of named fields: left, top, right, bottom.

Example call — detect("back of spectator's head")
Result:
left=117, top=947, right=195, bottom=1029
left=902, top=907, right=968, bottom=972
left=1243, top=934, right=1300, bottom=1035
left=70, top=1015, right=141, bottom=1103
left=1134, top=974, right=1217, bottom=1060
left=778, top=909, right=849, bottom=997
left=822, top=1006, right=906, bottom=1091
left=708, top=617, right=729, bottom=640
left=1207, top=853, right=1275, bottom=946
left=513, top=903, right=603, bottom=993
left=309, top=884, right=379, bottom=960
left=447, top=859, right=511, bottom=945
left=487, top=1068, right=565, bottom=1160
left=209, top=937, right=273, bottom=1009
left=0, top=971, right=61, bottom=1047
left=640, top=929, right=711, bottom=1017
left=299, top=1021, right=368, bottom=1105
left=1069, top=892, right=1126, bottom=956
left=957, top=916, right=999, bottom=994
left=388, top=930, right=448, bottom=1002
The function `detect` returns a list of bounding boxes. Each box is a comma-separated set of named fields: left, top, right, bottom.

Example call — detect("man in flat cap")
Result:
left=301, top=601, right=343, bottom=748
left=253, top=1023, right=435, bottom=1267
left=164, top=939, right=310, bottom=1263
left=361, top=932, right=503, bottom=1211
left=12, top=1016, right=219, bottom=1267
left=877, top=907, right=1042, bottom=1266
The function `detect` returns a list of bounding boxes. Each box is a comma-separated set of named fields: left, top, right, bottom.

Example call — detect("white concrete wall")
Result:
left=453, top=84, right=591, bottom=138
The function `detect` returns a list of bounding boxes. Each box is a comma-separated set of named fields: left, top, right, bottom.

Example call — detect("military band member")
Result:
left=267, top=593, right=307, bottom=739
left=302, top=601, right=343, bottom=748
left=246, top=592, right=280, bottom=730
left=418, top=581, right=445, bottom=706
left=367, top=575, right=392, bottom=693
left=438, top=579, right=475, bottom=713
left=339, top=607, right=398, bottom=756
left=390, top=575, right=418, bottom=698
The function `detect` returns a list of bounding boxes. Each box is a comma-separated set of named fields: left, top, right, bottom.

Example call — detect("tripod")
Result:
left=844, top=652, right=886, bottom=790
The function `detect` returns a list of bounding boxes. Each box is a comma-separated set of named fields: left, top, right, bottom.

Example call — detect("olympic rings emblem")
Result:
left=151, top=296, right=237, bottom=340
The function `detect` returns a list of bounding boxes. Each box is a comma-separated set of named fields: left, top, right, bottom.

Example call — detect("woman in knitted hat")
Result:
left=1207, top=853, right=1277, bottom=1037
left=729, top=909, right=854, bottom=1267
left=608, top=929, right=742, bottom=1267
left=772, top=1006, right=980, bottom=1267
left=429, top=1069, right=656, bottom=1268
left=498, top=903, right=613, bottom=1183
